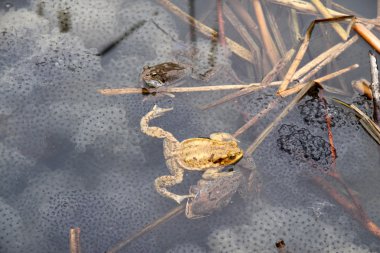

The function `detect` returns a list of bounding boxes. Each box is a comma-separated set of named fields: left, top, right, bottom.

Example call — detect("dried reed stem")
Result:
left=106, top=204, right=186, bottom=253
left=292, top=42, right=343, bottom=80
left=268, top=0, right=344, bottom=16
left=223, top=5, right=261, bottom=63
left=98, top=84, right=269, bottom=96
left=278, top=63, right=359, bottom=97
left=297, top=34, right=357, bottom=83
left=246, top=81, right=316, bottom=155
left=228, top=0, right=260, bottom=38
left=264, top=3, right=287, bottom=56
left=270, top=0, right=380, bottom=52
left=310, top=0, right=348, bottom=40
left=276, top=20, right=314, bottom=93
left=353, top=23, right=380, bottom=54
left=251, top=0, right=280, bottom=65
left=277, top=17, right=354, bottom=94
left=157, top=0, right=254, bottom=63
left=200, top=48, right=295, bottom=110
left=69, top=227, right=81, bottom=253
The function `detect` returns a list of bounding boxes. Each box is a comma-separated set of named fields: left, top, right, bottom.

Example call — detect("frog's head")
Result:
left=210, top=140, right=243, bottom=166
left=223, top=142, right=244, bottom=165
left=140, top=66, right=164, bottom=88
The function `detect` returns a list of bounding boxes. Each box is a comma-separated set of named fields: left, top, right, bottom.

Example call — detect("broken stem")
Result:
left=69, top=227, right=81, bottom=253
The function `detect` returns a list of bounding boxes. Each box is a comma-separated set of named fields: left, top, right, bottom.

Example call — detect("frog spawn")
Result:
left=207, top=204, right=374, bottom=253
left=0, top=2, right=379, bottom=253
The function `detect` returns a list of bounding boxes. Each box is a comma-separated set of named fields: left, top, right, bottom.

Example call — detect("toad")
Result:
left=140, top=105, right=244, bottom=203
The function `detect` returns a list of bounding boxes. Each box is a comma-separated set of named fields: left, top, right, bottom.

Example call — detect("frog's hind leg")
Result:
left=155, top=165, right=193, bottom=204
left=140, top=105, right=177, bottom=141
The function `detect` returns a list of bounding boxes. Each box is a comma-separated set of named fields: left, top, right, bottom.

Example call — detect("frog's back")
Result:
left=179, top=138, right=234, bottom=170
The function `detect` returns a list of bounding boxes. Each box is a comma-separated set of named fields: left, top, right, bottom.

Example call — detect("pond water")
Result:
left=0, top=0, right=379, bottom=252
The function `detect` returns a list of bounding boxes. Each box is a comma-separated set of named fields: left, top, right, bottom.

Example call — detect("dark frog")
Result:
left=139, top=62, right=192, bottom=88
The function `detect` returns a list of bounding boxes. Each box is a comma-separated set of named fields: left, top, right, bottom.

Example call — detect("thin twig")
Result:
left=97, top=84, right=275, bottom=96
left=157, top=0, right=254, bottom=63
left=69, top=227, right=81, bottom=253
left=106, top=204, right=186, bottom=253
left=200, top=48, right=295, bottom=110
left=246, top=81, right=317, bottom=155
left=251, top=0, right=280, bottom=65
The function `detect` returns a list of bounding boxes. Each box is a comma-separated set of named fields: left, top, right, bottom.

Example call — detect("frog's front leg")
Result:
left=155, top=160, right=194, bottom=204
left=202, top=167, right=235, bottom=181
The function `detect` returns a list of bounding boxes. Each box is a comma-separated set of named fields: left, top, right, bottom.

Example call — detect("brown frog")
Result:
left=186, top=157, right=259, bottom=219
left=140, top=105, right=244, bottom=204
left=185, top=168, right=242, bottom=219
left=139, top=62, right=192, bottom=88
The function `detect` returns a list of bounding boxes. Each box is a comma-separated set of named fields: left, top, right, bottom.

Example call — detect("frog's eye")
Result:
left=229, top=155, right=236, bottom=160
